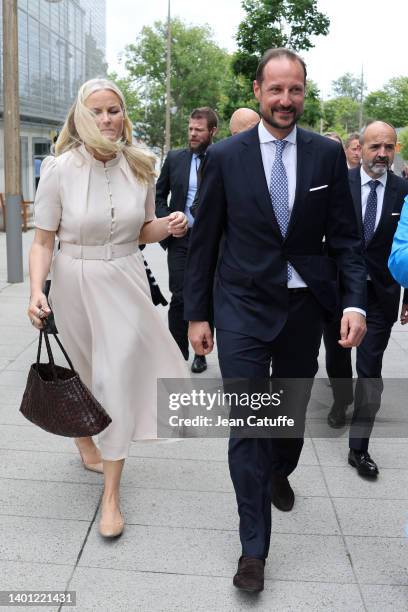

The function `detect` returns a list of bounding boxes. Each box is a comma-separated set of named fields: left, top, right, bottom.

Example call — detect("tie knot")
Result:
left=274, top=139, right=287, bottom=157
left=368, top=180, right=380, bottom=191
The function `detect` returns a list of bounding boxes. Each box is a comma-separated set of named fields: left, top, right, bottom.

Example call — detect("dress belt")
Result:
left=59, top=241, right=139, bottom=260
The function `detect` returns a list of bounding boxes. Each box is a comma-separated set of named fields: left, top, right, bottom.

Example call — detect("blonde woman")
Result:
left=27, top=78, right=189, bottom=537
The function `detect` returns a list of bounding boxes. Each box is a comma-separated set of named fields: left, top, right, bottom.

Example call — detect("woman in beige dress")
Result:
left=27, top=78, right=189, bottom=538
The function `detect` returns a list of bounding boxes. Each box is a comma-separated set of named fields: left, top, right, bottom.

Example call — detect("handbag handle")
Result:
left=36, top=330, right=76, bottom=380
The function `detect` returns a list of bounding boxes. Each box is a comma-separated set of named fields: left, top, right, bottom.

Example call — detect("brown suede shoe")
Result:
left=233, top=556, right=264, bottom=592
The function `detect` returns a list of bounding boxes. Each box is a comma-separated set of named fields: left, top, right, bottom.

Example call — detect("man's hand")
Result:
left=400, top=303, right=408, bottom=325
left=338, top=312, right=367, bottom=348
left=188, top=321, right=214, bottom=355
left=168, top=211, right=188, bottom=237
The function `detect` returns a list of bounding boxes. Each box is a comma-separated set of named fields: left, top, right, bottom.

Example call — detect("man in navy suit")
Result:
left=324, top=121, right=408, bottom=477
left=184, top=48, right=367, bottom=592
left=155, top=107, right=218, bottom=373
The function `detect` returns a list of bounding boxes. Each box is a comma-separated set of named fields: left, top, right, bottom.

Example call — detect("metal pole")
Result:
left=358, top=65, right=364, bottom=131
left=3, top=0, right=23, bottom=282
left=164, top=0, right=171, bottom=154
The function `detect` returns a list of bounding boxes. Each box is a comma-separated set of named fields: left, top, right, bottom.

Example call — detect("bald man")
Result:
left=324, top=121, right=408, bottom=478
left=229, top=107, right=260, bottom=135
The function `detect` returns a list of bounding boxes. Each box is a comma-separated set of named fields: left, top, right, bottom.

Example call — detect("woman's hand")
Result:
left=168, top=211, right=188, bottom=237
left=28, top=292, right=51, bottom=330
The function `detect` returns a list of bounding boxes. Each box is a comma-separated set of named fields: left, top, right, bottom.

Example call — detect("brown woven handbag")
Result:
left=20, top=330, right=112, bottom=437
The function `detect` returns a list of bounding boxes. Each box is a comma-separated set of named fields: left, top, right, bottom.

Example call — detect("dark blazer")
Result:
left=155, top=148, right=193, bottom=216
left=184, top=125, right=367, bottom=342
left=349, top=167, right=408, bottom=322
left=155, top=148, right=192, bottom=249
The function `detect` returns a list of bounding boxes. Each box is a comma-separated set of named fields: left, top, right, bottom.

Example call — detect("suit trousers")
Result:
left=167, top=231, right=191, bottom=359
left=217, top=290, right=324, bottom=559
left=168, top=230, right=214, bottom=360
left=349, top=282, right=393, bottom=451
left=323, top=318, right=354, bottom=406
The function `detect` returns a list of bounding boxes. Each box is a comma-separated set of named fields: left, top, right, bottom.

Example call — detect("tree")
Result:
left=331, top=72, right=365, bottom=102
left=399, top=127, right=408, bottom=161
left=108, top=72, right=142, bottom=127
left=124, top=19, right=232, bottom=154
left=364, top=77, right=408, bottom=127
left=300, top=80, right=322, bottom=129
left=233, top=0, right=330, bottom=85
left=323, top=97, right=360, bottom=136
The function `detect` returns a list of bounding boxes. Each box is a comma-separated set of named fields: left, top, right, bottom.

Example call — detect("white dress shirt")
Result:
left=184, top=153, right=202, bottom=228
left=360, top=166, right=387, bottom=231
left=258, top=121, right=306, bottom=288
left=360, top=167, right=387, bottom=283
left=258, top=120, right=365, bottom=316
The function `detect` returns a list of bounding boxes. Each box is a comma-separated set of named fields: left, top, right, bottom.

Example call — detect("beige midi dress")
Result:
left=34, top=145, right=188, bottom=460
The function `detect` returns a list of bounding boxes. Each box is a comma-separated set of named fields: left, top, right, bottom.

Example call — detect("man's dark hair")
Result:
left=190, top=107, right=219, bottom=130
left=345, top=133, right=361, bottom=148
left=255, top=48, right=307, bottom=85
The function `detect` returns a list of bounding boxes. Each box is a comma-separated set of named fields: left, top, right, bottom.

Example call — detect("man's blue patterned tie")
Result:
left=270, top=139, right=292, bottom=280
left=363, top=180, right=380, bottom=244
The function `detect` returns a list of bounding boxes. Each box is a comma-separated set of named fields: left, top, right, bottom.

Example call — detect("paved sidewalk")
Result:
left=0, top=231, right=407, bottom=611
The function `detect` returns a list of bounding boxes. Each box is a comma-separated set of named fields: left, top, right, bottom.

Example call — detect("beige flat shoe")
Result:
left=74, top=440, right=103, bottom=474
left=99, top=511, right=124, bottom=538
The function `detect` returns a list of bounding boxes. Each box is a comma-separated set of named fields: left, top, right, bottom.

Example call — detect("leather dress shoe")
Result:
left=271, top=473, right=295, bottom=511
left=233, top=556, right=264, bottom=592
left=327, top=402, right=347, bottom=428
left=348, top=449, right=379, bottom=478
left=191, top=354, right=207, bottom=373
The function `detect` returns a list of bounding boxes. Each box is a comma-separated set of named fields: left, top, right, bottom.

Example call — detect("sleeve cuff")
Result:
left=343, top=307, right=366, bottom=317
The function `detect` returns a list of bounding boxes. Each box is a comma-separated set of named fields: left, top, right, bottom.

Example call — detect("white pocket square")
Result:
left=309, top=185, right=328, bottom=192
left=391, top=213, right=400, bottom=216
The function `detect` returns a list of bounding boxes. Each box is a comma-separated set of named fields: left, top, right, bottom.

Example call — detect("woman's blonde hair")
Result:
left=55, top=78, right=156, bottom=184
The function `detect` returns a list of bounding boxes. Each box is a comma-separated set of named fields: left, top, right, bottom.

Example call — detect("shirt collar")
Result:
left=361, top=166, right=387, bottom=188
left=258, top=120, right=297, bottom=145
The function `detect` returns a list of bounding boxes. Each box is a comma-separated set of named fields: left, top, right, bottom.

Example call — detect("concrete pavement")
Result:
left=0, top=230, right=407, bottom=611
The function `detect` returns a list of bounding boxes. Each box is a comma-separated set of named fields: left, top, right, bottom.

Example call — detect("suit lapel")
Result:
left=240, top=127, right=282, bottom=237
left=371, top=171, right=396, bottom=242
left=180, top=149, right=193, bottom=207
left=348, top=168, right=363, bottom=236
left=287, top=128, right=314, bottom=236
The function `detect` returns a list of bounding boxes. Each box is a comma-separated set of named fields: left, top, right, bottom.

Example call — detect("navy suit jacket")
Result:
left=184, top=125, right=367, bottom=341
left=348, top=167, right=408, bottom=323
left=155, top=148, right=193, bottom=248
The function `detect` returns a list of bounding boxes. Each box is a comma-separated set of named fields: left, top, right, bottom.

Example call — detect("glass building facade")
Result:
left=0, top=0, right=106, bottom=202
left=0, top=0, right=106, bottom=122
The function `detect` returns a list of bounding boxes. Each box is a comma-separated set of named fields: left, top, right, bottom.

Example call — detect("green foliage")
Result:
left=217, top=72, right=259, bottom=138
left=300, top=80, right=322, bottom=129
left=233, top=0, right=330, bottom=87
left=107, top=71, right=142, bottom=127
left=331, top=72, right=365, bottom=102
left=364, top=77, right=408, bottom=127
left=323, top=96, right=361, bottom=135
left=123, top=19, right=232, bottom=152
left=399, top=128, right=408, bottom=161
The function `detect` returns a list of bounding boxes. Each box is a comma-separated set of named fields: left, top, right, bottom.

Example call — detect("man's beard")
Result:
left=189, top=139, right=211, bottom=154
left=260, top=106, right=302, bottom=131
left=368, top=158, right=389, bottom=177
